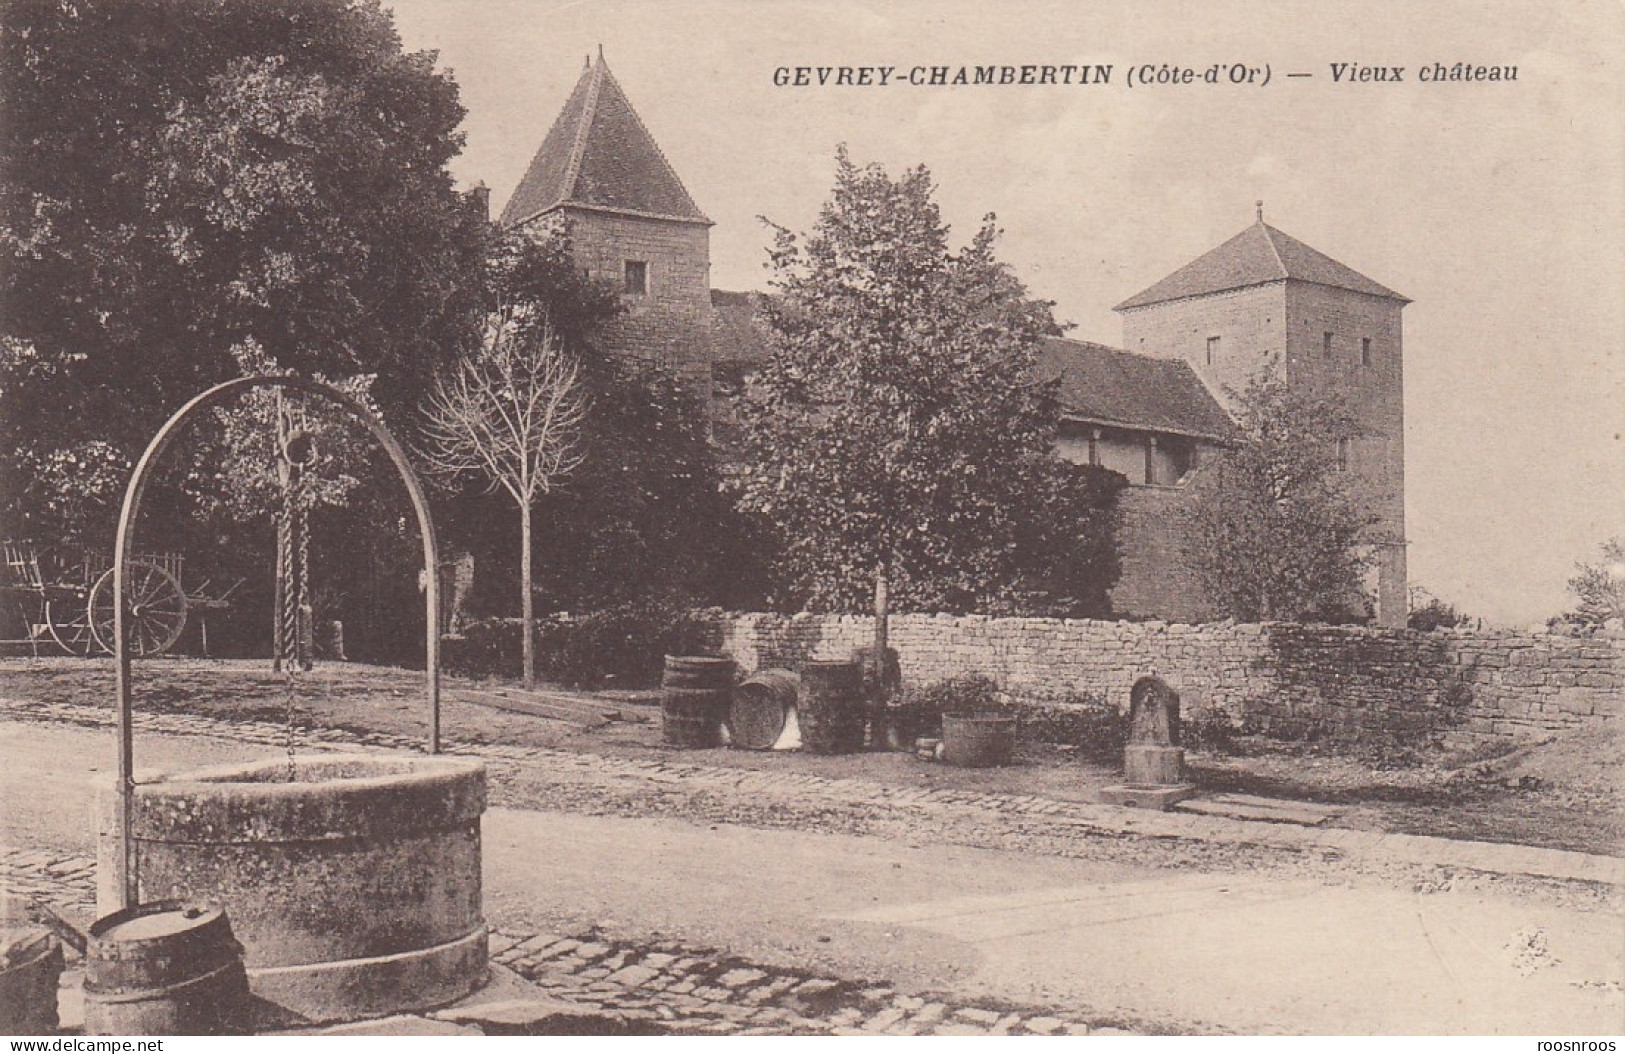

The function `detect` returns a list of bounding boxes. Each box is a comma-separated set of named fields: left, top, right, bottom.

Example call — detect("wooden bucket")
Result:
left=84, top=901, right=248, bottom=1036
left=941, top=714, right=1018, bottom=767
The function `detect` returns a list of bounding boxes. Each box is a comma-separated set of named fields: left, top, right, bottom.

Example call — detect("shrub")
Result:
left=440, top=603, right=721, bottom=688
left=881, top=673, right=1006, bottom=746
left=904, top=673, right=1004, bottom=718
left=877, top=696, right=941, bottom=746
left=537, top=599, right=720, bottom=689
left=1182, top=706, right=1243, bottom=754
left=1408, top=591, right=1471, bottom=632
left=441, top=617, right=526, bottom=680
left=1012, top=691, right=1125, bottom=761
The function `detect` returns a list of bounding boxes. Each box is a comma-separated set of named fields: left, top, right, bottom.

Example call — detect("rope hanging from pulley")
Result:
left=275, top=394, right=315, bottom=673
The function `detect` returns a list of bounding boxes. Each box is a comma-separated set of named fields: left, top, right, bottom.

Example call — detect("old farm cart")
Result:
left=0, top=541, right=237, bottom=657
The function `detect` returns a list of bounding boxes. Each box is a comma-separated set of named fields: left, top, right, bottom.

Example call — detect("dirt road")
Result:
left=3, top=715, right=1620, bottom=1035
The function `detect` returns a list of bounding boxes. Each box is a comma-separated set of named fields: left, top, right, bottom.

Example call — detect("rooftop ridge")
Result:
left=560, top=52, right=604, bottom=213
left=1260, top=218, right=1288, bottom=277
left=1113, top=219, right=1408, bottom=311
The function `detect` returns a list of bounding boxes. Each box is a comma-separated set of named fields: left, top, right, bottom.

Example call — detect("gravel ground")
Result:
left=480, top=750, right=1619, bottom=917
left=3, top=671, right=1615, bottom=917
left=2, top=655, right=1620, bottom=859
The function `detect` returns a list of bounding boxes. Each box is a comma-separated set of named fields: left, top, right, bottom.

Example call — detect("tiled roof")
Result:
left=1114, top=220, right=1408, bottom=310
left=500, top=53, right=710, bottom=228
left=1033, top=338, right=1238, bottom=442
left=706, top=295, right=1235, bottom=443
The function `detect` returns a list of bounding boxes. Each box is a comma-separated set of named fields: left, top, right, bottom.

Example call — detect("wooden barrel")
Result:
left=661, top=655, right=733, bottom=748
left=84, top=901, right=249, bottom=1036
left=728, top=669, right=799, bottom=750
left=798, top=660, right=867, bottom=754
left=941, top=714, right=1018, bottom=767
left=0, top=927, right=64, bottom=1033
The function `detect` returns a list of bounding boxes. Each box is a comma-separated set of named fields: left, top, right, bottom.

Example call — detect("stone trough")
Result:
left=96, top=754, right=488, bottom=1025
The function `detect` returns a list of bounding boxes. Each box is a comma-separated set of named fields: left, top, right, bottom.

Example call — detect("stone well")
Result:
left=96, top=754, right=487, bottom=1024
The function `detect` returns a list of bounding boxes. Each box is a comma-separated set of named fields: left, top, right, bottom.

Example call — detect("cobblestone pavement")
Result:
left=0, top=844, right=1160, bottom=1036
left=483, top=928, right=1155, bottom=1035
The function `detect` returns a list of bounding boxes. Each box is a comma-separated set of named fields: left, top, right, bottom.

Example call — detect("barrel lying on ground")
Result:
left=728, top=668, right=799, bottom=750
left=96, top=754, right=487, bottom=1025
left=662, top=655, right=734, bottom=748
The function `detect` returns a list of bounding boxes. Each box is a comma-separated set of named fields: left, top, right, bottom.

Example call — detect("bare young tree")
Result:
left=420, top=309, right=587, bottom=687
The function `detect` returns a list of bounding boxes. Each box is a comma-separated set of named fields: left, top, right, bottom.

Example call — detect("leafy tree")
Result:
left=736, top=148, right=1123, bottom=679
left=0, top=0, right=483, bottom=549
left=420, top=310, right=587, bottom=688
left=479, top=218, right=620, bottom=356
left=184, top=339, right=381, bottom=526
left=1563, top=537, right=1625, bottom=628
left=1004, top=458, right=1127, bottom=618
left=532, top=350, right=748, bottom=612
left=1183, top=366, right=1376, bottom=622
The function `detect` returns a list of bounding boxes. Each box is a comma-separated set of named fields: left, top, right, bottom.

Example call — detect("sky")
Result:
left=386, top=0, right=1624, bottom=627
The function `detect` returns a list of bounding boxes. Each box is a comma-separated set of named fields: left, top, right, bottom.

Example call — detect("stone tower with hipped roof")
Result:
left=501, top=49, right=715, bottom=394
left=1115, top=205, right=1410, bottom=626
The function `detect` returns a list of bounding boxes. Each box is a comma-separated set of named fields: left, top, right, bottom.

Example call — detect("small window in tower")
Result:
left=1323, top=331, right=1334, bottom=356
left=1336, top=437, right=1352, bottom=471
left=1361, top=337, right=1372, bottom=366
left=1206, top=336, right=1220, bottom=365
left=623, top=260, right=648, bottom=296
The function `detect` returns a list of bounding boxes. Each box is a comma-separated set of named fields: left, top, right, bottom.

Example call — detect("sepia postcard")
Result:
left=1, top=0, right=1621, bottom=1041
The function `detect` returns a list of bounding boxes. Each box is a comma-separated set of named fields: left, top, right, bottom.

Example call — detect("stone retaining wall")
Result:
left=711, top=614, right=1624, bottom=745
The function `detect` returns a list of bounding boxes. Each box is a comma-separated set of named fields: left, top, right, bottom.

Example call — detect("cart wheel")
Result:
left=89, top=561, right=188, bottom=657
left=43, top=597, right=96, bottom=656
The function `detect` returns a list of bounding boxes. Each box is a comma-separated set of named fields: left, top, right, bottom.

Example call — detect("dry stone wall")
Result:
left=710, top=613, right=1623, bottom=746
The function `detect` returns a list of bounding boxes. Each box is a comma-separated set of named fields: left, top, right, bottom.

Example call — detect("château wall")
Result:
left=710, top=613, right=1624, bottom=746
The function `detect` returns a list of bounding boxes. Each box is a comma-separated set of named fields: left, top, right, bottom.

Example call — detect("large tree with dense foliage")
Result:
left=0, top=0, right=484, bottom=550
left=1183, top=367, right=1376, bottom=622
left=736, top=148, right=1124, bottom=673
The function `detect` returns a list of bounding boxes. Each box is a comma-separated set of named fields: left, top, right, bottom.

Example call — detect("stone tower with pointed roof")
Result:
left=1115, top=209, right=1410, bottom=626
left=502, top=51, right=715, bottom=392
